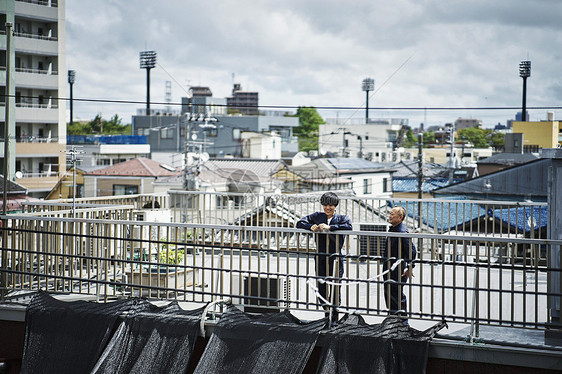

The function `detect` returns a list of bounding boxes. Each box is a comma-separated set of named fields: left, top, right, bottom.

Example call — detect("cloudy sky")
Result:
left=65, top=0, right=562, bottom=128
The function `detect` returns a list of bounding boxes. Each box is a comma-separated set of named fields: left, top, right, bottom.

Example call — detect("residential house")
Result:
left=383, top=160, right=471, bottom=199
left=0, top=175, right=38, bottom=212
left=83, top=157, right=180, bottom=197
left=289, top=158, right=394, bottom=197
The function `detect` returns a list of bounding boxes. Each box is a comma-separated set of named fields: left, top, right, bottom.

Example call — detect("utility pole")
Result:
left=183, top=113, right=217, bottom=190
left=447, top=124, right=455, bottom=185
left=1, top=22, right=13, bottom=299
left=417, top=133, right=424, bottom=252
left=62, top=146, right=84, bottom=218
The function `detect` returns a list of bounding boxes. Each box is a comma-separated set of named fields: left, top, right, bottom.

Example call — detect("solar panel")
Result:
left=327, top=158, right=381, bottom=170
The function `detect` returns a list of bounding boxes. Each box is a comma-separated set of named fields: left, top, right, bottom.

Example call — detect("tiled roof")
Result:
left=379, top=160, right=448, bottom=178
left=86, top=158, right=180, bottom=177
left=490, top=206, right=547, bottom=233
left=389, top=199, right=487, bottom=232
left=205, top=159, right=284, bottom=180
left=390, top=199, right=548, bottom=233
left=0, top=176, right=28, bottom=194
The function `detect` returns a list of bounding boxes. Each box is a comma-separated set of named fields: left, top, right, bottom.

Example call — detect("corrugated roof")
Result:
left=87, top=158, right=181, bottom=177
left=478, top=152, right=539, bottom=165
left=433, top=158, right=549, bottom=199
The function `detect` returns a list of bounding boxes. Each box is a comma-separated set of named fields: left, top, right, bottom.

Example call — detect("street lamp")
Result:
left=519, top=60, right=531, bottom=122
left=139, top=50, right=157, bottom=116
left=362, top=77, right=374, bottom=123
left=68, top=70, right=76, bottom=127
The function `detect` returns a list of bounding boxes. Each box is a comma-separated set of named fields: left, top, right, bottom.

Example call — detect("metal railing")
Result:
left=16, top=0, right=58, bottom=7
left=1, top=193, right=559, bottom=332
left=13, top=31, right=58, bottom=41
left=15, top=67, right=58, bottom=75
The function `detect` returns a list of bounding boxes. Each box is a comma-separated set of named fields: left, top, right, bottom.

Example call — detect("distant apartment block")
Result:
left=226, top=83, right=258, bottom=115
left=1, top=0, right=66, bottom=197
left=454, top=117, right=482, bottom=130
left=182, top=86, right=227, bottom=117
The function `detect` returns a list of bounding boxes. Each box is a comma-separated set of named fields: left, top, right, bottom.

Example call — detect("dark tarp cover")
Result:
left=194, top=304, right=326, bottom=374
left=21, top=292, right=145, bottom=374
left=316, top=315, right=447, bottom=374
left=91, top=301, right=205, bottom=374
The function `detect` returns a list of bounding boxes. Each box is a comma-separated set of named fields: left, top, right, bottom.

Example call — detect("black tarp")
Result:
left=91, top=301, right=204, bottom=374
left=316, top=314, right=447, bottom=374
left=194, top=305, right=326, bottom=374
left=21, top=292, right=145, bottom=374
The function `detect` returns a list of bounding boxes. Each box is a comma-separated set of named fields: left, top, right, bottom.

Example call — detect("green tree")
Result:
left=67, top=114, right=131, bottom=135
left=422, top=131, right=435, bottom=147
left=457, top=127, right=488, bottom=148
left=294, top=106, right=324, bottom=152
left=402, top=128, right=418, bottom=148
left=487, top=129, right=505, bottom=149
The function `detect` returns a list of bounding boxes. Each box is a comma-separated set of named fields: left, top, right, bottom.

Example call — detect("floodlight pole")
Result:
left=140, top=51, right=157, bottom=116
left=362, top=78, right=375, bottom=123
left=68, top=70, right=76, bottom=127
left=519, top=60, right=531, bottom=122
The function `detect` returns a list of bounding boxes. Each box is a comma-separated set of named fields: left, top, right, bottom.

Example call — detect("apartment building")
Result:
left=1, top=0, right=66, bottom=197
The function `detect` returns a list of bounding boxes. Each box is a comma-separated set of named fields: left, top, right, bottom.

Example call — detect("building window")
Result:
left=363, top=178, right=372, bottom=194
left=161, top=128, right=174, bottom=139
left=113, top=185, right=139, bottom=195
left=383, top=178, right=389, bottom=193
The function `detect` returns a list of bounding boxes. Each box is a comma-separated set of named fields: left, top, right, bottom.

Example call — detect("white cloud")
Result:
left=65, top=0, right=562, bottom=126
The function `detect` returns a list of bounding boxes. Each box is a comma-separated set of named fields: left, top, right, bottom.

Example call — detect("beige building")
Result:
left=455, top=118, right=483, bottom=130
left=1, top=0, right=67, bottom=197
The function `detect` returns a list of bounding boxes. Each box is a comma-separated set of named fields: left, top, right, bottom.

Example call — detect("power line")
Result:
left=3, top=94, right=562, bottom=112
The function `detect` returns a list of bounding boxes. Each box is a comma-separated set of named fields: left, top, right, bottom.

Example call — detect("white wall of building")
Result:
left=241, top=132, right=281, bottom=159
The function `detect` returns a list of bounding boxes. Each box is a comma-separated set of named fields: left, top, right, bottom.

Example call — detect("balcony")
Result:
left=15, top=0, right=58, bottom=21
left=0, top=192, right=560, bottom=371
left=16, top=140, right=63, bottom=157
left=14, top=32, right=58, bottom=56
left=0, top=101, right=60, bottom=123
left=15, top=68, right=58, bottom=89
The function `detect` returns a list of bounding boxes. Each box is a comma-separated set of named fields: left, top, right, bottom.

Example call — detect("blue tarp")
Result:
left=67, top=135, right=147, bottom=145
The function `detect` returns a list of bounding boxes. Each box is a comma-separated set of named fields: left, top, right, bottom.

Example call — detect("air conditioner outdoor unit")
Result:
left=230, top=272, right=294, bottom=313
left=349, top=223, right=389, bottom=258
